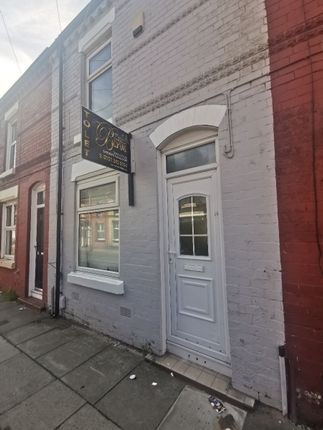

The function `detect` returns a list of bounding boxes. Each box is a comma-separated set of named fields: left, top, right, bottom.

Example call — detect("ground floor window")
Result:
left=77, top=175, right=119, bottom=274
left=1, top=201, right=17, bottom=260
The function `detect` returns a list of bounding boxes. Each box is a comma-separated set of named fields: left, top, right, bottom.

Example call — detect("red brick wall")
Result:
left=0, top=62, right=51, bottom=305
left=266, top=0, right=323, bottom=426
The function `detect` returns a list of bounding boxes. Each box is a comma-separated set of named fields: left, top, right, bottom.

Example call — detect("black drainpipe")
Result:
left=54, top=39, right=63, bottom=317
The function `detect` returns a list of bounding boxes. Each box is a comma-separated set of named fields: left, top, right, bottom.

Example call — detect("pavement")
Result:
left=0, top=296, right=304, bottom=430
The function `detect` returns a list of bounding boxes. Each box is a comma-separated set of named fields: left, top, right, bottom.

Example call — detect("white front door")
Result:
left=166, top=169, right=230, bottom=370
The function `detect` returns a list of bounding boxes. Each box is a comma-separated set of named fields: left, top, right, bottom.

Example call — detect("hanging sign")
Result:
left=81, top=107, right=131, bottom=174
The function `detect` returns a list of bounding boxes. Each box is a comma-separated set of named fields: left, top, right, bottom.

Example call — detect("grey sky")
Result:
left=0, top=0, right=90, bottom=98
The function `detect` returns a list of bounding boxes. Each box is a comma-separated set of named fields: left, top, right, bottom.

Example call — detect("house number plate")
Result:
left=184, top=264, right=204, bottom=272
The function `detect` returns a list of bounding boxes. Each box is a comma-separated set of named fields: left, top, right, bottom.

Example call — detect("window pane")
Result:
left=13, top=204, right=17, bottom=226
left=179, top=197, right=193, bottom=234
left=166, top=143, right=216, bottom=173
left=193, top=196, right=207, bottom=234
left=6, top=206, right=12, bottom=226
left=5, top=230, right=15, bottom=255
left=89, top=68, right=112, bottom=120
left=178, top=195, right=209, bottom=256
left=37, top=191, right=44, bottom=205
left=180, top=236, right=193, bottom=255
left=195, top=236, right=208, bottom=256
left=11, top=122, right=17, bottom=143
left=179, top=197, right=192, bottom=214
left=194, top=216, right=207, bottom=234
left=78, top=210, right=119, bottom=272
left=193, top=196, right=207, bottom=215
left=180, top=216, right=192, bottom=235
left=9, top=144, right=16, bottom=169
left=89, top=44, right=111, bottom=75
left=80, top=182, right=116, bottom=208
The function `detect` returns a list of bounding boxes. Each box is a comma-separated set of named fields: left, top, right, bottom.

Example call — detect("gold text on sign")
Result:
left=96, top=122, right=128, bottom=154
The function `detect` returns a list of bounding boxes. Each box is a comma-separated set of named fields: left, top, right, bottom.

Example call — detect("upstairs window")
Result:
left=6, top=120, right=17, bottom=171
left=88, top=42, right=112, bottom=120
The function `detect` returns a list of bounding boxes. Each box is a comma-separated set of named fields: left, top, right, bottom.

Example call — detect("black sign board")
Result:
left=82, top=107, right=131, bottom=174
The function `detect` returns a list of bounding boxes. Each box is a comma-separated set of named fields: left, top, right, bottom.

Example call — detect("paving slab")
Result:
left=57, top=404, right=120, bottom=430
left=38, top=333, right=108, bottom=377
left=62, top=345, right=143, bottom=403
left=0, top=305, right=45, bottom=334
left=4, top=317, right=71, bottom=345
left=0, top=380, right=85, bottom=430
left=158, top=385, right=247, bottom=430
left=0, top=335, right=19, bottom=363
left=18, top=326, right=87, bottom=358
left=0, top=300, right=18, bottom=310
left=96, top=361, right=185, bottom=430
left=244, top=403, right=299, bottom=430
left=0, top=353, right=54, bottom=413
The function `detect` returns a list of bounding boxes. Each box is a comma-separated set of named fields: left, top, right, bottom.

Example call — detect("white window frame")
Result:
left=5, top=120, right=17, bottom=171
left=2, top=103, right=18, bottom=176
left=76, top=174, right=120, bottom=277
left=86, top=39, right=112, bottom=121
left=1, top=200, right=17, bottom=260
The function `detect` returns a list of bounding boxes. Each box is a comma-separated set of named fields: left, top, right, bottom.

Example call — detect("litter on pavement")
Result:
left=208, top=395, right=226, bottom=414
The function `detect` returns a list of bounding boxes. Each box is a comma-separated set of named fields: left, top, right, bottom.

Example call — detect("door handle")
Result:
left=168, top=250, right=176, bottom=264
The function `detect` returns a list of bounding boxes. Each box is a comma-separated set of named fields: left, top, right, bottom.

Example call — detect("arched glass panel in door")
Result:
left=178, top=195, right=208, bottom=256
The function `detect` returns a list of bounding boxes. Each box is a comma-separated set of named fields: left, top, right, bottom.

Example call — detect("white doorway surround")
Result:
left=29, top=183, right=46, bottom=300
left=150, top=105, right=231, bottom=376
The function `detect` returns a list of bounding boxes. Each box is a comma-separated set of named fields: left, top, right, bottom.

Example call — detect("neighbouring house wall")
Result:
left=266, top=0, right=323, bottom=425
left=0, top=58, right=52, bottom=301
left=57, top=0, right=284, bottom=409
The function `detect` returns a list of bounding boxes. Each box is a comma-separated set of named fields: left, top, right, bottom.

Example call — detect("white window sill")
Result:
left=0, top=259, right=15, bottom=269
left=0, top=168, right=14, bottom=179
left=67, top=271, right=124, bottom=295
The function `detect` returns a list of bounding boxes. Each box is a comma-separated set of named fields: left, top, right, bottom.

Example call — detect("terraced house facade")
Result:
left=0, top=51, right=52, bottom=306
left=1, top=0, right=323, bottom=426
left=50, top=0, right=285, bottom=414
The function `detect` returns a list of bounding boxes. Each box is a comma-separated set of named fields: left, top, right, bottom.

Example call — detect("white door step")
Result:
left=145, top=352, right=255, bottom=411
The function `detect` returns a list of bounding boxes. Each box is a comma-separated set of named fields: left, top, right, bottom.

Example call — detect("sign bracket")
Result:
left=128, top=132, right=135, bottom=206
left=128, top=172, right=135, bottom=206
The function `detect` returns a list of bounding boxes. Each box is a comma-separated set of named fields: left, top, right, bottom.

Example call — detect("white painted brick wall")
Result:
left=52, top=0, right=284, bottom=409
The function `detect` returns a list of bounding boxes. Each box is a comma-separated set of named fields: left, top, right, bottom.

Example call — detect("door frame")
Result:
left=157, top=134, right=231, bottom=375
left=150, top=105, right=230, bottom=374
left=28, top=183, right=45, bottom=299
